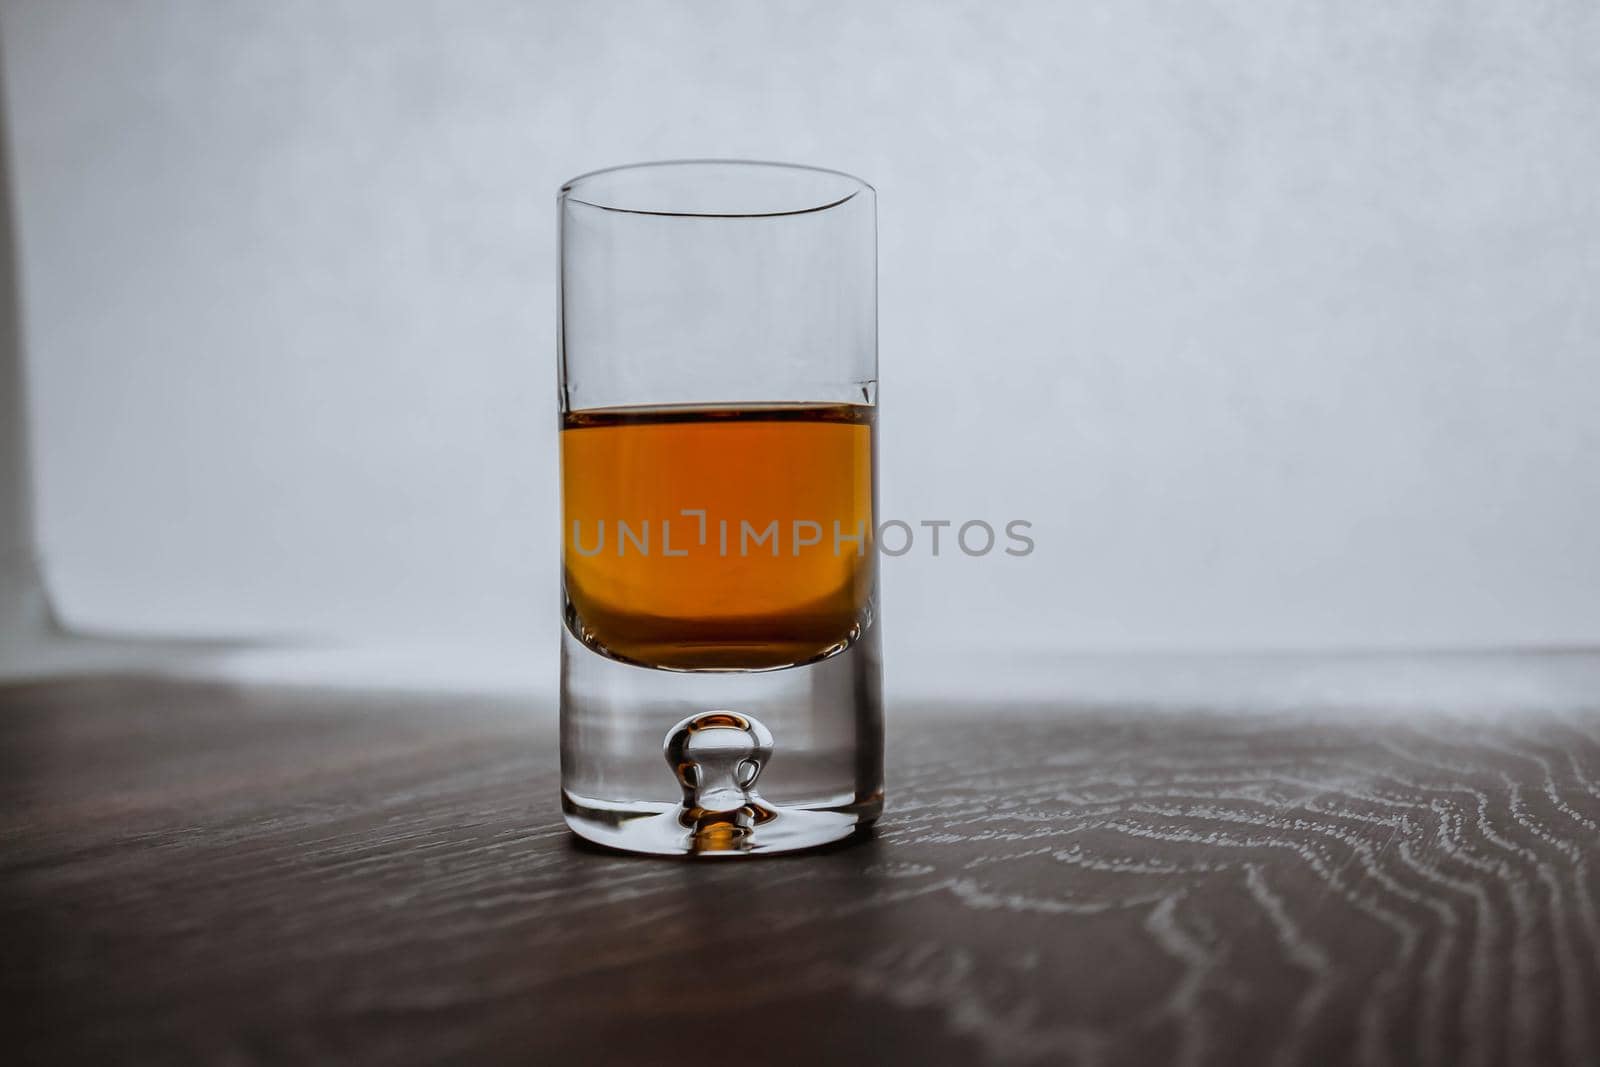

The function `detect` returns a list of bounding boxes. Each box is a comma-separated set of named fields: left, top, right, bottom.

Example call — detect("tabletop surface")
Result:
left=4, top=666, right=1599, bottom=1066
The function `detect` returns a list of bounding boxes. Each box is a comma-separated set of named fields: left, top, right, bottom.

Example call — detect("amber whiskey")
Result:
left=561, top=403, right=876, bottom=671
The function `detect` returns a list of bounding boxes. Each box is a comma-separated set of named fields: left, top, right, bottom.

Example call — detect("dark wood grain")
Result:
left=4, top=671, right=1599, bottom=1066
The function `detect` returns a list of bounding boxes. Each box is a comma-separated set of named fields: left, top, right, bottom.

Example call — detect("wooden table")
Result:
left=4, top=665, right=1599, bottom=1066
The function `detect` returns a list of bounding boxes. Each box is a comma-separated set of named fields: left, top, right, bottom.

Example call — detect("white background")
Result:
left=3, top=0, right=1598, bottom=694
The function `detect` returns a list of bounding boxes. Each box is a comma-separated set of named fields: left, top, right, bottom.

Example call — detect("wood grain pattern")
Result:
left=3, top=671, right=1599, bottom=1066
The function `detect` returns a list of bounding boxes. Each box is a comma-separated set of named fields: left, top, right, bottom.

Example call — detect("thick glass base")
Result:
left=559, top=623, right=883, bottom=857
left=561, top=793, right=880, bottom=856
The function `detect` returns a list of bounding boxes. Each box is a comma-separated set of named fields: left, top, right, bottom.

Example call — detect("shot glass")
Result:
left=558, top=160, right=882, bottom=856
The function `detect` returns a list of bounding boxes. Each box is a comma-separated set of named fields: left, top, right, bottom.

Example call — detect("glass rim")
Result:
left=559, top=158, right=874, bottom=219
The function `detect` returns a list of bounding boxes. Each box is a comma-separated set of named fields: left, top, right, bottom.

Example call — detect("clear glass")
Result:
left=557, top=160, right=882, bottom=856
